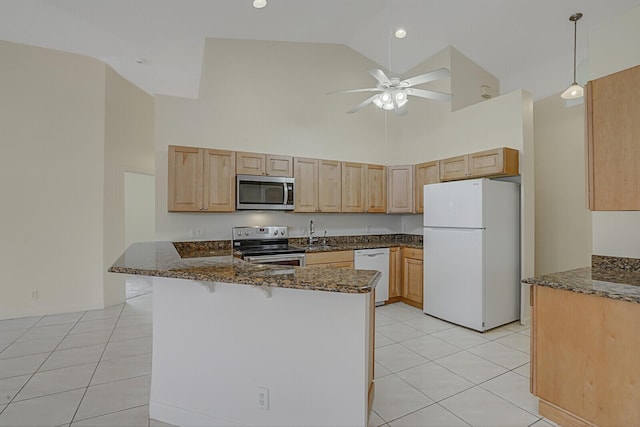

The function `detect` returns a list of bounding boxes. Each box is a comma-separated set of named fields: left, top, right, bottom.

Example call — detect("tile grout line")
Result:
left=3, top=313, right=89, bottom=408
left=68, top=303, right=127, bottom=424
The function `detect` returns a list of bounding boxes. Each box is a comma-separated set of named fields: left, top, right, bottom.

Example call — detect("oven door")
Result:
left=243, top=253, right=306, bottom=267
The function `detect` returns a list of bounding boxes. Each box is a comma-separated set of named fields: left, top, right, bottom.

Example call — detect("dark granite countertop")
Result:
left=522, top=255, right=640, bottom=304
left=109, top=241, right=380, bottom=294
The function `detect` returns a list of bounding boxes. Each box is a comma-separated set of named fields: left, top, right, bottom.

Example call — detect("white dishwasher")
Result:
left=354, top=248, right=389, bottom=305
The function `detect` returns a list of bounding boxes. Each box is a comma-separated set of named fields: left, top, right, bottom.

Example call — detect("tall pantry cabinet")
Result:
left=586, top=64, right=640, bottom=210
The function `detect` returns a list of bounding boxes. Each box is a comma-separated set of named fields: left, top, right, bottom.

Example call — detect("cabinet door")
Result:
left=236, top=152, right=265, bottom=175
left=342, top=162, right=366, bottom=212
left=366, top=164, right=387, bottom=213
left=294, top=157, right=319, bottom=213
left=318, top=159, right=341, bottom=212
left=439, top=155, right=468, bottom=181
left=587, top=65, right=640, bottom=210
left=203, top=149, right=235, bottom=212
left=415, top=161, right=440, bottom=213
left=305, top=251, right=353, bottom=266
left=468, top=147, right=519, bottom=178
left=387, top=165, right=414, bottom=213
left=168, top=145, right=203, bottom=212
left=388, top=247, right=402, bottom=298
left=266, top=154, right=293, bottom=177
left=402, top=248, right=423, bottom=309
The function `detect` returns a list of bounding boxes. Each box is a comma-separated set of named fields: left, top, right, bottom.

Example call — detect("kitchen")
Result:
left=1, top=1, right=639, bottom=426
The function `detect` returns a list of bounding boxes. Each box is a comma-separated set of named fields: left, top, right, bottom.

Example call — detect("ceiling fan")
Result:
left=330, top=68, right=452, bottom=116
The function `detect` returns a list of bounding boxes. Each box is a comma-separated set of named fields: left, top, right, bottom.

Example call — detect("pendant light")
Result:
left=561, top=13, right=584, bottom=99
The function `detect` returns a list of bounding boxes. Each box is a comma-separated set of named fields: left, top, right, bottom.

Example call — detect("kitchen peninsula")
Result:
left=523, top=256, right=640, bottom=427
left=109, top=241, right=380, bottom=427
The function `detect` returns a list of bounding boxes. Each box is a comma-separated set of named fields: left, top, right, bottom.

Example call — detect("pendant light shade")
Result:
left=561, top=13, right=583, bottom=99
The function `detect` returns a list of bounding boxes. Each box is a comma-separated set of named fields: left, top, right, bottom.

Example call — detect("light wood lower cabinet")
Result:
left=168, top=145, right=235, bottom=212
left=388, top=247, right=402, bottom=299
left=305, top=250, right=354, bottom=268
left=440, top=147, right=519, bottom=181
left=401, top=248, right=423, bottom=309
left=531, top=285, right=640, bottom=427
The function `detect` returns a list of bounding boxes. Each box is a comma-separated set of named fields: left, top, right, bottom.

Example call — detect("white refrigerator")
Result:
left=423, top=178, right=520, bottom=332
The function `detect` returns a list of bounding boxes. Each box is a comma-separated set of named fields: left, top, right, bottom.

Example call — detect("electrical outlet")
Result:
left=30, top=289, right=39, bottom=300
left=256, top=387, right=269, bottom=410
left=190, top=228, right=205, bottom=238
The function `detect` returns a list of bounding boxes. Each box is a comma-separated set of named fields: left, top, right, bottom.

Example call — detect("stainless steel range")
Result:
left=232, top=226, right=305, bottom=266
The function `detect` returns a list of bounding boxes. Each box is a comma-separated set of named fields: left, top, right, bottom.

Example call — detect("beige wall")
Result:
left=588, top=6, right=640, bottom=259
left=533, top=94, right=592, bottom=275
left=103, top=66, right=155, bottom=307
left=155, top=39, right=394, bottom=241
left=0, top=42, right=154, bottom=320
left=0, top=41, right=106, bottom=319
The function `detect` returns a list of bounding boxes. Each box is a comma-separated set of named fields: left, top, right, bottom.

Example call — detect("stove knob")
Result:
left=273, top=230, right=279, bottom=236
left=244, top=231, right=250, bottom=236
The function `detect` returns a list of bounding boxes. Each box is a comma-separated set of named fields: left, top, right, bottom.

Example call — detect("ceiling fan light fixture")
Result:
left=394, top=28, right=407, bottom=39
left=560, top=12, right=583, bottom=100
left=252, top=0, right=267, bottom=9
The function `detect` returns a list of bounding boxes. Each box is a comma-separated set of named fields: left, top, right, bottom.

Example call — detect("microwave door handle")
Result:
left=283, top=183, right=289, bottom=205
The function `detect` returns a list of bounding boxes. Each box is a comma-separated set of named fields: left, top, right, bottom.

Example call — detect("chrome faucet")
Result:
left=308, top=220, right=317, bottom=245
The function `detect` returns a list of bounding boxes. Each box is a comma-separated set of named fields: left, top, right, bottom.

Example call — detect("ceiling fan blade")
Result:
left=368, top=69, right=391, bottom=85
left=327, top=87, right=382, bottom=95
left=406, top=88, right=452, bottom=102
left=347, top=94, right=379, bottom=114
left=401, top=68, right=451, bottom=87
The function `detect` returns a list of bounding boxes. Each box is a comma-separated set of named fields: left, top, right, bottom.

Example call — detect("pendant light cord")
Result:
left=572, top=18, right=577, bottom=84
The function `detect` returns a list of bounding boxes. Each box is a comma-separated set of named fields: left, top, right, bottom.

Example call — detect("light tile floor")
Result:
left=0, top=294, right=557, bottom=427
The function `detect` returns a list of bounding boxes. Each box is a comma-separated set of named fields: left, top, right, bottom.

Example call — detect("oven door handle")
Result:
left=244, top=253, right=306, bottom=266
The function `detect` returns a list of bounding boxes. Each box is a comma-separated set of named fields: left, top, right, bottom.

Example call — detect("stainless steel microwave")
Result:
left=236, top=175, right=295, bottom=210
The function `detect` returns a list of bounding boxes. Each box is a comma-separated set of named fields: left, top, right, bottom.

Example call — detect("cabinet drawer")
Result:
left=401, top=247, right=423, bottom=260
left=305, top=250, right=353, bottom=265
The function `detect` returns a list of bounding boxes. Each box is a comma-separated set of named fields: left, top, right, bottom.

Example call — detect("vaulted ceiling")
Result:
left=1, top=0, right=639, bottom=99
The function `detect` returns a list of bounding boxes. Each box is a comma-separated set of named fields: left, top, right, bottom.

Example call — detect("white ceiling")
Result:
left=1, top=0, right=639, bottom=100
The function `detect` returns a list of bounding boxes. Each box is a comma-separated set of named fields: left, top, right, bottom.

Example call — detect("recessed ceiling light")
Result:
left=253, top=0, right=267, bottom=8
left=394, top=28, right=407, bottom=39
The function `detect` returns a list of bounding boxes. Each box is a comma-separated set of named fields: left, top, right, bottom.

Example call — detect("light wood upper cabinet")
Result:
left=294, top=157, right=341, bottom=212
left=414, top=161, right=440, bottom=214
left=387, top=165, right=414, bottom=213
left=342, top=162, right=367, bottom=213
left=168, top=145, right=235, bottom=212
left=388, top=247, right=402, bottom=299
left=293, top=157, right=319, bottom=213
left=440, top=148, right=519, bottom=181
left=168, top=145, right=203, bottom=212
left=318, top=159, right=342, bottom=212
left=366, top=164, right=387, bottom=213
left=402, top=248, right=423, bottom=309
left=203, top=149, right=236, bottom=212
left=586, top=64, right=640, bottom=210
left=236, top=152, right=293, bottom=177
